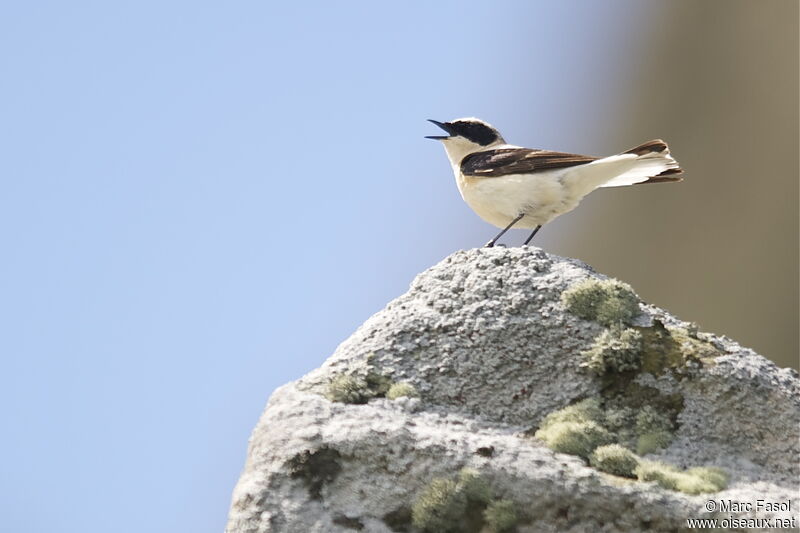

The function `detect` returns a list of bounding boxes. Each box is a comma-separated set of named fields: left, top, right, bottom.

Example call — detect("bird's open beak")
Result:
left=425, top=119, right=453, bottom=140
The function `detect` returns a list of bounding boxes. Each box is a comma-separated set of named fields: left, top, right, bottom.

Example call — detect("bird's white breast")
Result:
left=455, top=169, right=576, bottom=229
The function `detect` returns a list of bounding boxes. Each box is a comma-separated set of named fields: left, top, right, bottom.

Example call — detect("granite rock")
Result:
left=226, top=247, right=799, bottom=533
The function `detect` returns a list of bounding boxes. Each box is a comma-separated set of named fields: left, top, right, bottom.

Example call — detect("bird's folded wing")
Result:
left=460, top=148, right=597, bottom=178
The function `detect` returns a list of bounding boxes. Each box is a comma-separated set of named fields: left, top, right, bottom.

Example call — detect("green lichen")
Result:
left=534, top=392, right=682, bottom=467
left=411, top=478, right=465, bottom=533
left=600, top=383, right=683, bottom=453
left=386, top=382, right=418, bottom=400
left=672, top=473, right=724, bottom=495
left=565, top=280, right=719, bottom=379
left=582, top=326, right=643, bottom=374
left=531, top=395, right=728, bottom=496
left=634, top=405, right=675, bottom=454
left=457, top=468, right=491, bottom=505
left=635, top=460, right=680, bottom=489
left=589, top=444, right=639, bottom=478
left=597, top=405, right=631, bottom=442
left=669, top=326, right=722, bottom=362
left=562, top=278, right=641, bottom=326
left=534, top=400, right=613, bottom=459
left=411, top=469, right=518, bottom=533
left=539, top=398, right=604, bottom=426
left=636, top=460, right=728, bottom=494
left=635, top=405, right=673, bottom=435
left=326, top=375, right=371, bottom=404
left=636, top=431, right=674, bottom=455
left=365, top=372, right=392, bottom=397
left=411, top=469, right=491, bottom=533
left=483, top=499, right=519, bottom=533
left=637, top=320, right=687, bottom=375
left=580, top=319, right=720, bottom=377
left=536, top=421, right=613, bottom=459
left=685, top=466, right=730, bottom=490
left=605, top=383, right=684, bottom=422
left=325, top=372, right=394, bottom=404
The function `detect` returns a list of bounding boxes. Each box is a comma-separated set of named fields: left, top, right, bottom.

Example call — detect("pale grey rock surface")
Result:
left=226, top=247, right=799, bottom=533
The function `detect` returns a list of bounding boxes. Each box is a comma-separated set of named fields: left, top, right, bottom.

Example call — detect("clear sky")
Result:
left=0, top=2, right=736, bottom=532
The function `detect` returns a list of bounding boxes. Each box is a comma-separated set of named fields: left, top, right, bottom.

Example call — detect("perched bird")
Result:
left=426, top=118, right=683, bottom=247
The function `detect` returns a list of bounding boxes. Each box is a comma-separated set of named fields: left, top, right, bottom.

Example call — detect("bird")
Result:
left=426, top=118, right=683, bottom=247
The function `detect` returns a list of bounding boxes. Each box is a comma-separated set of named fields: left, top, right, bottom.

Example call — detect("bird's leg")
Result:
left=485, top=213, right=525, bottom=248
left=523, top=225, right=542, bottom=245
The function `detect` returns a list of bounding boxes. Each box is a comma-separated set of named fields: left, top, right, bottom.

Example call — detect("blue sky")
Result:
left=1, top=2, right=664, bottom=531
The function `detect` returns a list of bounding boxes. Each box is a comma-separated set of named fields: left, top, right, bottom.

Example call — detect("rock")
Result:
left=226, top=247, right=799, bottom=533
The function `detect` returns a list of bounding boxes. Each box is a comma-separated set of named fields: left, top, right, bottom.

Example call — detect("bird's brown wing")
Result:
left=460, top=148, right=597, bottom=178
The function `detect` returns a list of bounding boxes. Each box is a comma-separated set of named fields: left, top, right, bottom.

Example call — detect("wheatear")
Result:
left=427, top=118, right=683, bottom=247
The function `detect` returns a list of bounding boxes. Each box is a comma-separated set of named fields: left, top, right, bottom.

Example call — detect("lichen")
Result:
left=536, top=420, right=613, bottom=459
left=636, top=431, right=674, bottom=455
left=365, top=372, right=392, bottom=397
left=635, top=460, right=680, bottom=489
left=579, top=318, right=720, bottom=379
left=411, top=469, right=517, bottom=533
left=457, top=468, right=492, bottom=505
left=561, top=278, right=641, bottom=326
left=411, top=470, right=487, bottom=533
left=685, top=466, right=730, bottom=490
left=605, top=383, right=684, bottom=421
left=387, top=382, right=418, bottom=400
left=534, top=391, right=682, bottom=470
left=669, top=326, right=722, bottom=362
left=565, top=278, right=722, bottom=380
left=534, top=400, right=724, bottom=493
left=326, top=375, right=371, bottom=404
left=483, top=499, right=518, bottom=533
left=636, top=460, right=728, bottom=494
left=600, top=404, right=635, bottom=443
left=637, top=320, right=687, bottom=375
left=325, top=372, right=394, bottom=404
left=634, top=405, right=675, bottom=454
left=581, top=326, right=643, bottom=374
left=534, top=400, right=613, bottom=459
left=600, top=383, right=683, bottom=454
left=577, top=315, right=717, bottom=381
left=411, top=478, right=465, bottom=533
left=538, top=398, right=604, bottom=426
left=590, top=444, right=639, bottom=478
left=672, top=473, right=723, bottom=495
left=635, top=405, right=673, bottom=435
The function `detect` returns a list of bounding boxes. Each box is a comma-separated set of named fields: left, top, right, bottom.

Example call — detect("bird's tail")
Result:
left=561, top=139, right=684, bottom=198
left=598, top=139, right=684, bottom=188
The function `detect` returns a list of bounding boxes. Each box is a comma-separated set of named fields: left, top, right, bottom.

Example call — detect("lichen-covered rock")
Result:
left=581, top=325, right=643, bottom=374
left=590, top=444, right=639, bottom=478
left=386, top=382, right=418, bottom=400
left=226, top=247, right=799, bottom=533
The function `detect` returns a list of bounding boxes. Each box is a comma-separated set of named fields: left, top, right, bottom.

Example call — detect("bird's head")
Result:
left=426, top=117, right=506, bottom=163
